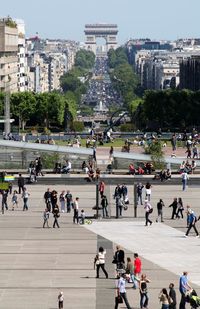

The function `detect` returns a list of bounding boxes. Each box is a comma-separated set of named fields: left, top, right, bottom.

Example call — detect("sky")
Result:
left=1, top=0, right=200, bottom=43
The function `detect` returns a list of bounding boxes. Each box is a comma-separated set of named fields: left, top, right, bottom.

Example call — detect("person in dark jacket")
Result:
left=169, top=198, right=178, bottom=220
left=169, top=283, right=177, bottom=309
left=114, top=245, right=125, bottom=270
left=18, top=173, right=24, bottom=194
left=53, top=204, right=60, bottom=228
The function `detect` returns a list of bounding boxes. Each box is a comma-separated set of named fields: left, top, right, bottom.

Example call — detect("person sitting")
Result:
left=61, top=160, right=71, bottom=174
left=166, top=169, right=172, bottom=180
left=54, top=162, right=61, bottom=174
left=138, top=166, right=145, bottom=175
left=87, top=167, right=95, bottom=182
left=95, top=168, right=101, bottom=180
left=82, top=161, right=89, bottom=173
left=179, top=161, right=186, bottom=173
left=129, top=163, right=135, bottom=175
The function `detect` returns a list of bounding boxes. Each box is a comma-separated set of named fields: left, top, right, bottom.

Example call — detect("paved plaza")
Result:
left=0, top=183, right=200, bottom=308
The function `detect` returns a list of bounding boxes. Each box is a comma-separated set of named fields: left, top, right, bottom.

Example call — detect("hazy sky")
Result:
left=1, top=0, right=200, bottom=43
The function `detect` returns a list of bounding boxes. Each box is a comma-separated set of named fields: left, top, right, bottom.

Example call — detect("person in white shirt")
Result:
left=115, top=273, right=132, bottom=309
left=22, top=187, right=30, bottom=211
left=73, top=197, right=79, bottom=224
left=144, top=199, right=153, bottom=226
left=181, top=172, right=189, bottom=191
left=62, top=160, right=71, bottom=174
left=96, top=246, right=108, bottom=279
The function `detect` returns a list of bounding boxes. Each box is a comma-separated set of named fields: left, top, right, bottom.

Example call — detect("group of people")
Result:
left=128, top=162, right=154, bottom=176
left=94, top=245, right=197, bottom=309
left=113, top=184, right=129, bottom=218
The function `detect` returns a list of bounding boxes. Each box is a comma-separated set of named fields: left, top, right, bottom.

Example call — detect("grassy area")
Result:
left=55, top=138, right=126, bottom=148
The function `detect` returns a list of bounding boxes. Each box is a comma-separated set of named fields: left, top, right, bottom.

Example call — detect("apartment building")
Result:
left=15, top=19, right=26, bottom=92
left=0, top=17, right=18, bottom=93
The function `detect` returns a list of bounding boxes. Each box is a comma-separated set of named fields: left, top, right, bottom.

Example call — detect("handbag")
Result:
left=124, top=205, right=128, bottom=211
left=116, top=295, right=123, bottom=304
left=149, top=208, right=153, bottom=213
left=112, top=259, right=117, bottom=264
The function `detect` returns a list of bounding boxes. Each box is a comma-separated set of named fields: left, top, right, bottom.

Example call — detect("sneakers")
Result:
left=184, top=235, right=188, bottom=238
left=196, top=235, right=199, bottom=238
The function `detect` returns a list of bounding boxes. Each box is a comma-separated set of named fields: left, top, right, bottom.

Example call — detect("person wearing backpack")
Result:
left=185, top=210, right=199, bottom=238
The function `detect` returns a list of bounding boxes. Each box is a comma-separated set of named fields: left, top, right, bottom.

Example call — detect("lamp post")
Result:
left=4, top=77, right=11, bottom=136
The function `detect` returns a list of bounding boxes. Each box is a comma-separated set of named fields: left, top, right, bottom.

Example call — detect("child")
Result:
left=43, top=208, right=50, bottom=228
left=80, top=209, right=85, bottom=224
left=12, top=190, right=18, bottom=211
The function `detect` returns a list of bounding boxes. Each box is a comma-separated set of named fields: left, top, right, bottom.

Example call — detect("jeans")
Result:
left=115, top=292, right=131, bottom=309
left=96, top=263, right=108, bottom=278
left=140, top=291, right=148, bottom=308
left=137, top=194, right=143, bottom=205
left=186, top=223, right=199, bottom=236
left=23, top=198, right=28, bottom=211
left=157, top=209, right=163, bottom=222
left=102, top=207, right=108, bottom=218
left=179, top=292, right=186, bottom=309
left=182, top=179, right=187, bottom=191
left=145, top=212, right=152, bottom=226
left=73, top=209, right=79, bottom=223
left=162, top=304, right=169, bottom=309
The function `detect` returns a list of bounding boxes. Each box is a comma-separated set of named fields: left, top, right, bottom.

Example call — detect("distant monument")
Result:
left=84, top=23, right=118, bottom=54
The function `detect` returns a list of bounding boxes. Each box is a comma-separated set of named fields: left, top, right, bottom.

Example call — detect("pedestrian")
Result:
left=59, top=191, right=65, bottom=213
left=156, top=199, right=165, bottom=222
left=179, top=271, right=191, bottom=309
left=2, top=190, right=8, bottom=211
left=65, top=190, right=72, bottom=213
left=181, top=172, right=189, bottom=191
left=169, top=283, right=177, bottom=309
left=137, top=182, right=144, bottom=205
left=109, top=146, right=114, bottom=159
left=53, top=204, right=60, bottom=228
left=144, top=199, right=153, bottom=226
left=18, top=173, right=24, bottom=194
left=113, top=245, right=125, bottom=272
left=139, top=273, right=150, bottom=309
left=11, top=190, right=18, bottom=210
left=185, top=210, right=199, bottom=238
left=133, top=253, right=142, bottom=288
left=125, top=257, right=134, bottom=284
left=99, top=181, right=105, bottom=198
left=159, top=288, right=171, bottom=309
left=22, top=187, right=30, bottom=211
left=58, top=291, right=64, bottom=309
left=121, top=184, right=128, bottom=201
left=176, top=198, right=184, bottom=219
left=116, top=197, right=124, bottom=217
left=80, top=209, right=85, bottom=224
left=101, top=195, right=109, bottom=218
left=169, top=198, right=178, bottom=220
left=115, top=273, right=132, bottom=309
left=145, top=182, right=152, bottom=201
left=44, top=188, right=51, bottom=212
left=51, top=190, right=58, bottom=212
left=96, top=246, right=108, bottom=279
left=43, top=208, right=50, bottom=228
left=73, top=197, right=79, bottom=224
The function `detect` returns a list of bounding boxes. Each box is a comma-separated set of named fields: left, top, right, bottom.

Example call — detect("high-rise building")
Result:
left=15, top=19, right=26, bottom=92
left=180, top=56, right=200, bottom=91
left=0, top=17, right=18, bottom=93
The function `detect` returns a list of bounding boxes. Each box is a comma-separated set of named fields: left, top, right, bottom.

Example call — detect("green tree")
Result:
left=75, top=49, right=95, bottom=69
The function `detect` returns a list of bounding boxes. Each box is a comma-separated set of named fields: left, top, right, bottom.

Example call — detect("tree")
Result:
left=75, top=49, right=95, bottom=69
left=10, top=92, right=36, bottom=130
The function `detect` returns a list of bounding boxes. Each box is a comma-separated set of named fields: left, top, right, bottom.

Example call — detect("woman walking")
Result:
left=11, top=190, right=18, bottom=211
left=159, top=288, right=172, bottom=309
left=139, top=274, right=150, bottom=309
left=59, top=191, right=65, bottom=213
left=96, top=246, right=108, bottom=279
left=176, top=198, right=184, bottom=219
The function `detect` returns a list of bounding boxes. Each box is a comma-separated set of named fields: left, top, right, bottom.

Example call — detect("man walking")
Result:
left=136, top=183, right=144, bottom=205
left=18, top=173, right=24, bottom=194
left=185, top=210, right=199, bottom=238
left=179, top=271, right=191, bottom=309
left=115, top=273, right=132, bottom=309
left=144, top=199, right=153, bottom=226
left=156, top=199, right=165, bottom=222
left=73, top=197, right=79, bottom=224
left=169, top=283, right=177, bottom=309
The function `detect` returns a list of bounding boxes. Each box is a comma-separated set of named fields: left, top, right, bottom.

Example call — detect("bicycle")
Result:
left=78, top=217, right=92, bottom=225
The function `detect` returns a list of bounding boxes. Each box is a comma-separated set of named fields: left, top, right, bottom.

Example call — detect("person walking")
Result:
left=181, top=172, right=189, bottom=191
left=101, top=195, right=109, bottom=218
left=137, top=183, right=144, bottom=205
left=65, top=190, right=72, bottom=213
left=113, top=245, right=125, bottom=271
left=96, top=246, right=108, bottom=279
left=179, top=271, right=191, bottom=309
left=115, top=273, right=132, bottom=309
left=144, top=199, right=153, bottom=226
left=18, top=173, right=24, bottom=194
left=156, top=199, right=165, bottom=222
left=22, top=187, right=30, bottom=211
left=139, top=274, right=150, bottom=309
left=59, top=191, right=65, bottom=213
left=145, top=182, right=152, bottom=201
left=133, top=253, right=142, bottom=288
left=169, top=198, right=178, bottom=220
left=51, top=190, right=58, bottom=213
left=169, top=283, right=177, bottom=309
left=176, top=198, right=184, bottom=219
left=99, top=181, right=105, bottom=198
left=58, top=291, right=64, bottom=309
left=185, top=210, right=199, bottom=238
left=2, top=190, right=8, bottom=211
left=159, top=288, right=171, bottom=309
left=44, top=188, right=52, bottom=212
left=73, top=197, right=79, bottom=224
left=53, top=204, right=60, bottom=228
left=11, top=190, right=18, bottom=211
left=43, top=208, right=50, bottom=228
